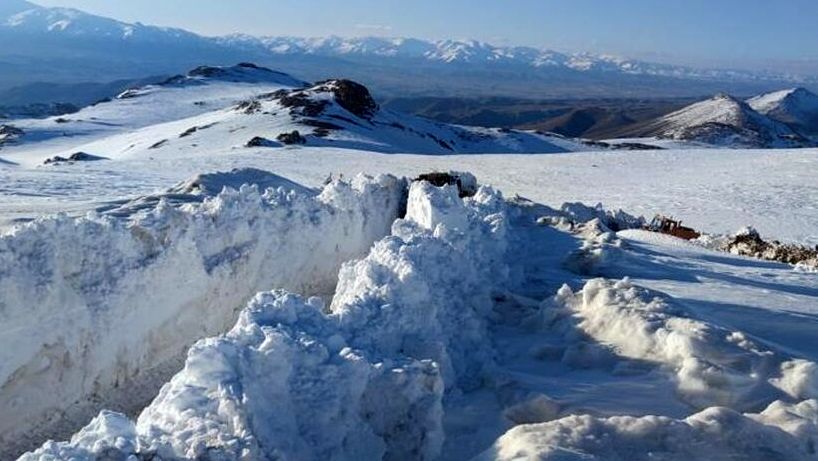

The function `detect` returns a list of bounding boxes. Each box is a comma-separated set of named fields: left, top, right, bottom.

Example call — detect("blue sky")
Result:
left=34, top=0, right=818, bottom=71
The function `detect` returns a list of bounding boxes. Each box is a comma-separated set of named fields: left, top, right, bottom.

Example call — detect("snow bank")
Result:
left=21, top=180, right=514, bottom=460
left=0, top=169, right=406, bottom=457
left=559, top=202, right=645, bottom=232
left=477, top=398, right=818, bottom=461
left=551, top=278, right=818, bottom=409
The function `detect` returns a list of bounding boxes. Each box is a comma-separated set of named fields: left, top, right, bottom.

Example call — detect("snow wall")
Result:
left=21, top=180, right=512, bottom=460
left=0, top=170, right=407, bottom=458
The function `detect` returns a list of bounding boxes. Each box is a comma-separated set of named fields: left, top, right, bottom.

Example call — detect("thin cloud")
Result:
left=354, top=23, right=393, bottom=32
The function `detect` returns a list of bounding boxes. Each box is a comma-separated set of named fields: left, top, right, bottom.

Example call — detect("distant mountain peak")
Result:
left=749, top=87, right=818, bottom=136
left=626, top=92, right=812, bottom=148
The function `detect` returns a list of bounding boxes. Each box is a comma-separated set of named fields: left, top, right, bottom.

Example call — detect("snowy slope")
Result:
left=1, top=76, right=586, bottom=166
left=16, top=178, right=818, bottom=461
left=624, top=93, right=813, bottom=148
left=749, top=87, right=818, bottom=137
left=0, top=63, right=305, bottom=166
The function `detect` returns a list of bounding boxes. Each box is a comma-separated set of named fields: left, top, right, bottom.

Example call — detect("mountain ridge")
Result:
left=1, top=2, right=817, bottom=99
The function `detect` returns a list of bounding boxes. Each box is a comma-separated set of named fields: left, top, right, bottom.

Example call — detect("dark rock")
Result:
left=149, top=139, right=169, bottom=149
left=235, top=100, right=262, bottom=114
left=726, top=228, right=818, bottom=266
left=0, top=124, right=23, bottom=145
left=300, top=119, right=344, bottom=131
left=276, top=91, right=329, bottom=117
left=277, top=131, right=306, bottom=145
left=313, top=79, right=379, bottom=119
left=611, top=142, right=664, bottom=151
left=179, top=123, right=217, bottom=138
left=415, top=171, right=478, bottom=198
left=44, top=152, right=108, bottom=165
left=245, top=136, right=277, bottom=148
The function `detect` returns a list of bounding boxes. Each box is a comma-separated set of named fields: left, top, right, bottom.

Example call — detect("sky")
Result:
left=33, top=0, right=818, bottom=72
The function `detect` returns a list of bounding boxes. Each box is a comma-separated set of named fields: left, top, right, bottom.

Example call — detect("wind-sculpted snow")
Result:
left=478, top=399, right=818, bottom=460
left=0, top=170, right=406, bottom=458
left=551, top=278, right=818, bottom=409
left=20, top=181, right=514, bottom=460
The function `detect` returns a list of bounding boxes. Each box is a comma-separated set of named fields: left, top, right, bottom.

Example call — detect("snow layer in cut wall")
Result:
left=0, top=170, right=406, bottom=458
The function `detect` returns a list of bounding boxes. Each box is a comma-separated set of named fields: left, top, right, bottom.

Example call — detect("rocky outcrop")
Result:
left=44, top=152, right=108, bottom=165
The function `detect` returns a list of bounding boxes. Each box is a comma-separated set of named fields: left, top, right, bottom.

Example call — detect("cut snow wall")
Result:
left=21, top=181, right=514, bottom=461
left=0, top=171, right=407, bottom=458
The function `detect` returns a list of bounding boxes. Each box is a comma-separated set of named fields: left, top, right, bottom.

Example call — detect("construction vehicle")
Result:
left=647, top=215, right=701, bottom=240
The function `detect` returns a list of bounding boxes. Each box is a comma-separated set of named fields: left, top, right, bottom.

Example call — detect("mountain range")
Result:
left=1, top=0, right=817, bottom=100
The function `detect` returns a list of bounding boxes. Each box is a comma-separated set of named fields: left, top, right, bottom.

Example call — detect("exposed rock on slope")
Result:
left=0, top=124, right=23, bottom=146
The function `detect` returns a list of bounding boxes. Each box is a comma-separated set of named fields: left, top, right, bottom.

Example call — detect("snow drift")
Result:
left=0, top=169, right=406, bottom=457
left=478, top=399, right=818, bottom=460
left=551, top=278, right=818, bottom=409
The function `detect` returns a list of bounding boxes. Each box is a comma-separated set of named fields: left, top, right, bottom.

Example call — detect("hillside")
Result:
left=0, top=66, right=590, bottom=167
left=613, top=93, right=813, bottom=148
left=748, top=87, right=818, bottom=137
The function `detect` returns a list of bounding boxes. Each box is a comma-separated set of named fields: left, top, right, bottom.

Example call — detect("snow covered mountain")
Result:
left=0, top=0, right=203, bottom=42
left=748, top=87, right=818, bottom=137
left=221, top=35, right=815, bottom=84
left=620, top=93, right=813, bottom=148
left=0, top=64, right=588, bottom=167
left=0, top=64, right=310, bottom=164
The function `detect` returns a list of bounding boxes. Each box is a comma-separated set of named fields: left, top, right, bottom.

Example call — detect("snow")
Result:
left=0, top=64, right=303, bottom=168
left=0, top=171, right=406, bottom=457
left=16, top=170, right=818, bottom=460
left=477, top=400, right=818, bottom=460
